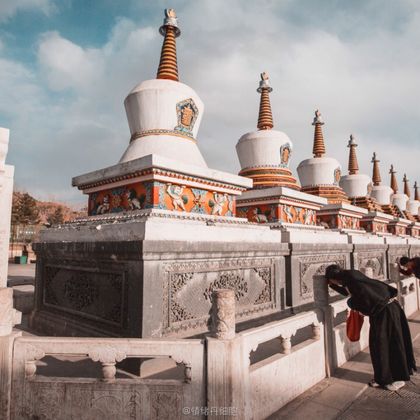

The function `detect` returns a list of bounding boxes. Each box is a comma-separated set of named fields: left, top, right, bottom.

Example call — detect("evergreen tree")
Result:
left=11, top=192, right=39, bottom=225
left=17, top=193, right=40, bottom=225
left=47, top=206, right=64, bottom=225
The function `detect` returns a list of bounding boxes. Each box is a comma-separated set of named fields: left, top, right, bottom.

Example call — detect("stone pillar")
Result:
left=0, top=288, right=22, bottom=419
left=0, top=128, right=14, bottom=288
left=210, top=289, right=236, bottom=340
left=389, top=263, right=402, bottom=283
left=207, top=289, right=245, bottom=419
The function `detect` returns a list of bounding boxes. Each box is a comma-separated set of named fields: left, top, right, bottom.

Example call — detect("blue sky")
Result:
left=1, top=0, right=419, bottom=205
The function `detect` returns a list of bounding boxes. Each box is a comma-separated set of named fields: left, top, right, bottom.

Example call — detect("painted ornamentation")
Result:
left=166, top=184, right=187, bottom=211
left=334, top=167, right=341, bottom=185
left=88, top=181, right=235, bottom=217
left=89, top=182, right=148, bottom=216
left=236, top=204, right=317, bottom=225
left=175, top=98, right=198, bottom=135
left=280, top=143, right=291, bottom=167
left=280, top=205, right=316, bottom=225
left=319, top=214, right=359, bottom=230
left=337, top=214, right=359, bottom=230
left=236, top=205, right=277, bottom=223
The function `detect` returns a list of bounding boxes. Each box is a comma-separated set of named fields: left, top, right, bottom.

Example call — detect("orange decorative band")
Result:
left=130, top=129, right=196, bottom=143
left=88, top=180, right=236, bottom=218
left=236, top=203, right=317, bottom=226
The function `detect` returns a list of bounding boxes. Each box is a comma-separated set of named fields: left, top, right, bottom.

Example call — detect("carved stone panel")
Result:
left=17, top=379, right=188, bottom=419
left=288, top=253, right=349, bottom=308
left=356, top=252, right=385, bottom=280
left=42, top=264, right=127, bottom=328
left=387, top=245, right=410, bottom=273
left=150, top=385, right=183, bottom=420
left=162, top=258, right=278, bottom=335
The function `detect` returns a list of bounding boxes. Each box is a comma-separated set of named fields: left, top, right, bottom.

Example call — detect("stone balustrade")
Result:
left=10, top=336, right=205, bottom=419
left=207, top=306, right=325, bottom=420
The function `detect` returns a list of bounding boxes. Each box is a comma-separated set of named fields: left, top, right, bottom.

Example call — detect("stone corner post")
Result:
left=0, top=287, right=22, bottom=420
left=206, top=289, right=247, bottom=419
left=210, top=289, right=236, bottom=339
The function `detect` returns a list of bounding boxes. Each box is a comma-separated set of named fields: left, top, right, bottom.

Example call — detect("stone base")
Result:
left=387, top=218, right=411, bottom=236
left=317, top=203, right=368, bottom=231
left=31, top=214, right=288, bottom=338
left=360, top=211, right=393, bottom=235
left=236, top=186, right=326, bottom=225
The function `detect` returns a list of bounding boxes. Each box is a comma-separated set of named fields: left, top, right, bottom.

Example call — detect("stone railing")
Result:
left=240, top=311, right=324, bottom=419
left=1, top=283, right=419, bottom=419
left=10, top=335, right=205, bottom=419
left=207, top=291, right=324, bottom=420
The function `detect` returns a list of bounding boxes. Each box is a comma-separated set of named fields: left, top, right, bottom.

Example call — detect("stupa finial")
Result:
left=403, top=173, right=410, bottom=198
left=371, top=152, right=381, bottom=186
left=390, top=165, right=398, bottom=193
left=347, top=134, right=359, bottom=175
left=156, top=9, right=181, bottom=81
left=415, top=181, right=419, bottom=201
left=256, top=72, right=274, bottom=130
left=312, top=109, right=326, bottom=158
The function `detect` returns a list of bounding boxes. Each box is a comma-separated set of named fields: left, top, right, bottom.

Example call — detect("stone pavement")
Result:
left=269, top=311, right=420, bottom=420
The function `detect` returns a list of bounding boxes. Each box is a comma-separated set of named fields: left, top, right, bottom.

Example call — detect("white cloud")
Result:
left=38, top=31, right=105, bottom=91
left=3, top=0, right=420, bottom=204
left=0, top=0, right=55, bottom=21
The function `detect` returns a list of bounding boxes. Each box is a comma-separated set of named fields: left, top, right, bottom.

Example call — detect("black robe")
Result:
left=329, top=269, right=417, bottom=386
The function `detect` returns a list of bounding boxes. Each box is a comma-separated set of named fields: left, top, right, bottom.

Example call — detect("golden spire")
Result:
left=371, top=152, right=381, bottom=186
left=347, top=134, right=359, bottom=175
left=390, top=165, right=398, bottom=193
left=312, top=110, right=326, bottom=158
left=415, top=181, right=419, bottom=201
left=257, top=72, right=274, bottom=130
left=156, top=9, right=180, bottom=81
left=403, top=174, right=410, bottom=198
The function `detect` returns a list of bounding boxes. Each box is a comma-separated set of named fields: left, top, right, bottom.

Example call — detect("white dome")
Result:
left=297, top=156, right=342, bottom=188
left=370, top=184, right=393, bottom=205
left=392, top=193, right=408, bottom=211
left=236, top=129, right=293, bottom=170
left=407, top=200, right=420, bottom=215
left=339, top=174, right=371, bottom=198
left=120, top=79, right=207, bottom=167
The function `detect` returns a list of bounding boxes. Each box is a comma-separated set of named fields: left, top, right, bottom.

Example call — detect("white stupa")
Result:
left=119, top=9, right=207, bottom=167
left=339, top=135, right=371, bottom=198
left=72, top=9, right=251, bottom=219
left=406, top=179, right=420, bottom=216
left=390, top=166, right=408, bottom=211
left=369, top=153, right=393, bottom=205
left=297, top=110, right=348, bottom=203
left=236, top=72, right=299, bottom=190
